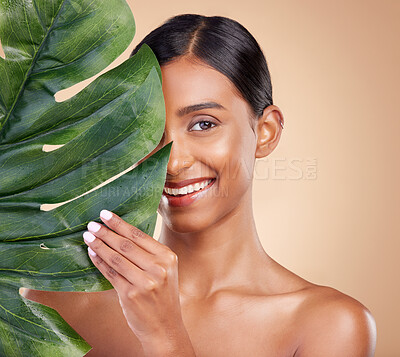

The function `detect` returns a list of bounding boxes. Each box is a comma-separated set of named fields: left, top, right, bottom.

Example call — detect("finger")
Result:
left=88, top=244, right=160, bottom=298
left=84, top=231, right=148, bottom=286
left=86, top=221, right=155, bottom=272
left=99, top=209, right=167, bottom=255
left=87, top=246, right=130, bottom=290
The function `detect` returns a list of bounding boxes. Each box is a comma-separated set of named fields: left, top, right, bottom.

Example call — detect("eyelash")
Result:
left=189, top=119, right=217, bottom=132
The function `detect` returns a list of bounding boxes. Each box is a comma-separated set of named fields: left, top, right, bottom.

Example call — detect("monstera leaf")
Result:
left=0, top=0, right=170, bottom=355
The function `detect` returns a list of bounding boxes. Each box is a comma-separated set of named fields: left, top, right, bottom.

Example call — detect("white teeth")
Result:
left=164, top=179, right=213, bottom=196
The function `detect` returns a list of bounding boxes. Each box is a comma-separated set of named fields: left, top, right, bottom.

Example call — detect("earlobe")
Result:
left=255, top=105, right=284, bottom=159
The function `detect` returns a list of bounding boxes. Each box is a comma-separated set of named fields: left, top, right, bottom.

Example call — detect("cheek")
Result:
left=208, top=128, right=256, bottom=191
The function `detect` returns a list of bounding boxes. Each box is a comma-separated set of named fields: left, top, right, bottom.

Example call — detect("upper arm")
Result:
left=296, top=291, right=377, bottom=357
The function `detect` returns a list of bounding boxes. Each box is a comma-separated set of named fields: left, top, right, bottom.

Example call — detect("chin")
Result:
left=159, top=210, right=211, bottom=234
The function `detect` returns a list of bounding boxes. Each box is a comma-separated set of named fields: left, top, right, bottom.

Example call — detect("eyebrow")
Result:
left=176, top=102, right=226, bottom=117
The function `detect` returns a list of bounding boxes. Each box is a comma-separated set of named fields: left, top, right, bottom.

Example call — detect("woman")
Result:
left=22, top=14, right=377, bottom=356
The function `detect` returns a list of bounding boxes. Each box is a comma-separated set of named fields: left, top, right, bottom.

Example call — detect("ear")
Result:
left=255, top=105, right=284, bottom=159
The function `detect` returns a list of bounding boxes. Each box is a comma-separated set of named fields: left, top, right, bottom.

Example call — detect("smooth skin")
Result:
left=21, top=56, right=377, bottom=356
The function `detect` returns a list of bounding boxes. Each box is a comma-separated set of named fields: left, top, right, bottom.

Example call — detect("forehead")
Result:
left=160, top=56, right=246, bottom=112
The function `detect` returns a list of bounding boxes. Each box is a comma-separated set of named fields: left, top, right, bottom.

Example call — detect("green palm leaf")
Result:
left=0, top=0, right=170, bottom=355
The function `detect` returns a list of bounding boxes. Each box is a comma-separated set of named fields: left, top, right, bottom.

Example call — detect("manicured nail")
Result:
left=83, top=231, right=96, bottom=244
left=100, top=209, right=113, bottom=220
left=88, top=247, right=97, bottom=257
left=88, top=221, right=101, bottom=232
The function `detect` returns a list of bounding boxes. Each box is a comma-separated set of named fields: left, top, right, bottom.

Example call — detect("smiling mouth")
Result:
left=163, top=179, right=215, bottom=197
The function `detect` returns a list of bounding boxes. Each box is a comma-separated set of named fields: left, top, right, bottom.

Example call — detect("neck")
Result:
left=158, top=187, right=270, bottom=299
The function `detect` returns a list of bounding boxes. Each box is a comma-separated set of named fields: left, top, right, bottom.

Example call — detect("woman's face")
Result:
left=158, top=56, right=258, bottom=233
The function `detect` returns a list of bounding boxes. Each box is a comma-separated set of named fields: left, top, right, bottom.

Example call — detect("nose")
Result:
left=162, top=130, right=194, bottom=177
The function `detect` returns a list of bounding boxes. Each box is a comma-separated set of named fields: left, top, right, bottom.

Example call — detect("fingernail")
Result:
left=88, top=247, right=97, bottom=257
left=83, top=231, right=96, bottom=244
left=100, top=209, right=113, bottom=220
left=88, top=221, right=101, bottom=232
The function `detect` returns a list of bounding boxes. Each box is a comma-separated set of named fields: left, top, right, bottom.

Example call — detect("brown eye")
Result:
left=191, top=120, right=216, bottom=131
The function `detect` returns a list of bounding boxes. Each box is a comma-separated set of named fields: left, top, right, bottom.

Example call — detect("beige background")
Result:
left=2, top=0, right=398, bottom=355
left=134, top=2, right=399, bottom=356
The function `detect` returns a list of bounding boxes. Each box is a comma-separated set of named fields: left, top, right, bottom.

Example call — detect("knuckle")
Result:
left=130, top=226, right=145, bottom=239
left=127, top=289, right=138, bottom=300
left=107, top=267, right=118, bottom=278
left=154, top=264, right=168, bottom=281
left=120, top=239, right=134, bottom=252
left=110, top=254, right=123, bottom=266
left=144, top=278, right=158, bottom=292
left=112, top=216, right=122, bottom=229
left=166, top=251, right=178, bottom=265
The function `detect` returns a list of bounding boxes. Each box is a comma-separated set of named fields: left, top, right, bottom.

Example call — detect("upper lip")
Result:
left=164, top=177, right=215, bottom=189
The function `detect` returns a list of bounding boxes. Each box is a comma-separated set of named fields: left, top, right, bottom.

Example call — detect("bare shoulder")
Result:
left=293, top=285, right=377, bottom=357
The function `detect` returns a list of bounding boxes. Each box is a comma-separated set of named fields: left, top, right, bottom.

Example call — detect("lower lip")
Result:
left=162, top=179, right=216, bottom=207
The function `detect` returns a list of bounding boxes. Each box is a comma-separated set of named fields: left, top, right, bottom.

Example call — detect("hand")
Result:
left=82, top=210, right=193, bottom=355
